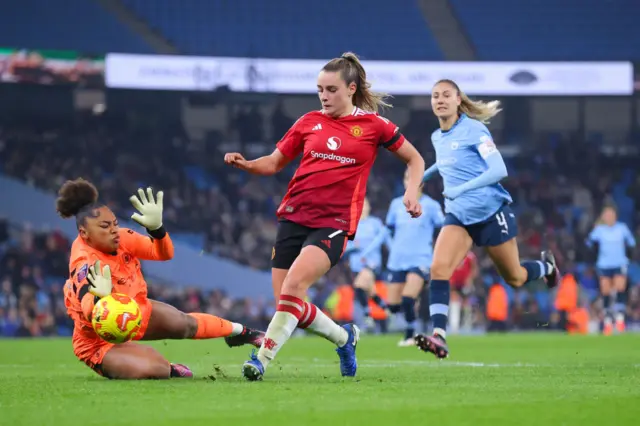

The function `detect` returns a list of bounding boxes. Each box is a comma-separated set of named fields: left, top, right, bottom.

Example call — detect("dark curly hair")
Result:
left=55, top=178, right=105, bottom=228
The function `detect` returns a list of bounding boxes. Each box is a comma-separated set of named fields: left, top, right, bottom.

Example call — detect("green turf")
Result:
left=0, top=333, right=638, bottom=425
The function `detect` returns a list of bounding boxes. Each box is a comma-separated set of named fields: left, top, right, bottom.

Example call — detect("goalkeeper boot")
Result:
left=170, top=363, right=193, bottom=378
left=225, top=327, right=265, bottom=349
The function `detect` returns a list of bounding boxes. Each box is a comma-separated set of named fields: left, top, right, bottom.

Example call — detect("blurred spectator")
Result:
left=1, top=105, right=640, bottom=336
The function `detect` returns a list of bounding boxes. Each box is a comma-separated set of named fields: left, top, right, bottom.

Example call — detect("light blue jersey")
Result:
left=386, top=194, right=444, bottom=272
left=346, top=216, right=387, bottom=273
left=587, top=222, right=636, bottom=269
left=431, top=114, right=512, bottom=225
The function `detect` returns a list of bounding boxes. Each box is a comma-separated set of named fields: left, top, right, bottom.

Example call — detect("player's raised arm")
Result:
left=224, top=148, right=291, bottom=176
left=127, top=187, right=174, bottom=261
left=224, top=117, right=303, bottom=175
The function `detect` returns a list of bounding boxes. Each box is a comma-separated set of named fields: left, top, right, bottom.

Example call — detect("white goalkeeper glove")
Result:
left=87, top=261, right=113, bottom=299
left=129, top=187, right=164, bottom=231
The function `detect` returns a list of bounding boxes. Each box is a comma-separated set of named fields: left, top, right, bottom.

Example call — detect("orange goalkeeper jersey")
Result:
left=63, top=227, right=174, bottom=341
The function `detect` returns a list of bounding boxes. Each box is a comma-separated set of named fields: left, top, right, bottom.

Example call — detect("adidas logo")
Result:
left=321, top=239, right=331, bottom=249
left=312, top=124, right=322, bottom=131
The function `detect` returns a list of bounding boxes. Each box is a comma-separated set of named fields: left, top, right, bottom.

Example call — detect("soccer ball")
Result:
left=91, top=293, right=142, bottom=344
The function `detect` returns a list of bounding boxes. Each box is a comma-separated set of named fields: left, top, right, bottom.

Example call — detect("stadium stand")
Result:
left=449, top=0, right=640, bottom=60
left=0, top=0, right=153, bottom=53
left=120, top=0, right=443, bottom=59
left=2, top=100, right=640, bottom=335
left=0, top=0, right=638, bottom=338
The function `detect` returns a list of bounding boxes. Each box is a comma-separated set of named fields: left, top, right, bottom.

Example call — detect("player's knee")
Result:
left=163, top=312, right=193, bottom=339
left=354, top=278, right=370, bottom=290
left=430, top=259, right=454, bottom=280
left=281, top=272, right=311, bottom=296
left=281, top=280, right=304, bottom=295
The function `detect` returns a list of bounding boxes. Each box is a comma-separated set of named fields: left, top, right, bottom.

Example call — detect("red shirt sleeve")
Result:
left=276, top=115, right=306, bottom=159
left=376, top=114, right=405, bottom=152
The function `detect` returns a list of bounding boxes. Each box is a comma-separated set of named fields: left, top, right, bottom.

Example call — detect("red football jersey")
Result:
left=276, top=107, right=405, bottom=237
left=450, top=252, right=477, bottom=287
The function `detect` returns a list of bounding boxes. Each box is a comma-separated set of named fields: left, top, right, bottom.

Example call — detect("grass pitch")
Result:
left=0, top=333, right=638, bottom=425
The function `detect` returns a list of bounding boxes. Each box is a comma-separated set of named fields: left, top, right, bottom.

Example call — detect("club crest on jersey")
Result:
left=350, top=125, right=363, bottom=137
left=326, top=136, right=342, bottom=151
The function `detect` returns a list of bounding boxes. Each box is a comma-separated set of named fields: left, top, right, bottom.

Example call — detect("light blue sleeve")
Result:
left=452, top=127, right=507, bottom=196
left=454, top=154, right=507, bottom=195
left=586, top=226, right=600, bottom=247
left=384, top=231, right=393, bottom=249
left=360, top=221, right=389, bottom=259
left=623, top=224, right=636, bottom=247
left=422, top=163, right=439, bottom=183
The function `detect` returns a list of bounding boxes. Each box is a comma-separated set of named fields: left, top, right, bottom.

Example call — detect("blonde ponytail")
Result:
left=437, top=79, right=502, bottom=124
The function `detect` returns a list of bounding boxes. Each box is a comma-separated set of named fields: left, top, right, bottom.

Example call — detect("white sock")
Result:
left=301, top=302, right=348, bottom=347
left=230, top=323, right=244, bottom=336
left=434, top=327, right=447, bottom=339
left=257, top=311, right=299, bottom=369
left=449, top=301, right=461, bottom=333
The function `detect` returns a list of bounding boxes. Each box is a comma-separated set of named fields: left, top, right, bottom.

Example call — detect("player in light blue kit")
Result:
left=385, top=169, right=444, bottom=346
left=586, top=205, right=635, bottom=334
left=345, top=197, right=391, bottom=331
left=414, top=79, right=560, bottom=359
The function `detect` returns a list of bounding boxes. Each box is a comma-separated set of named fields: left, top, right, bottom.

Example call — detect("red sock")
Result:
left=296, top=301, right=348, bottom=346
left=298, top=302, right=318, bottom=329
left=187, top=313, right=233, bottom=339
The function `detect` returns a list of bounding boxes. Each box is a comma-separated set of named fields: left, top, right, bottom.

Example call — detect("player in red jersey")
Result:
left=224, top=52, right=425, bottom=381
left=449, top=251, right=478, bottom=332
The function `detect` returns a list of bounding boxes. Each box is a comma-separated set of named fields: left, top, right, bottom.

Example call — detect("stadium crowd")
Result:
left=1, top=106, right=640, bottom=337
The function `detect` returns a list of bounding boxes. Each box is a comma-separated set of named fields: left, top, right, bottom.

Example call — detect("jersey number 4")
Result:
left=495, top=212, right=509, bottom=235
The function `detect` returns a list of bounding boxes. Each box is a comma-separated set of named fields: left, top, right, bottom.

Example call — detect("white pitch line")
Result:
left=240, top=359, right=548, bottom=368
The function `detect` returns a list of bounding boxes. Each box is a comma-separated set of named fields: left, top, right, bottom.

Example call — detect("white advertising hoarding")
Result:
left=106, top=53, right=634, bottom=96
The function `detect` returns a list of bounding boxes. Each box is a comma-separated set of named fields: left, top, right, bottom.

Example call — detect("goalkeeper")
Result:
left=57, top=178, right=264, bottom=379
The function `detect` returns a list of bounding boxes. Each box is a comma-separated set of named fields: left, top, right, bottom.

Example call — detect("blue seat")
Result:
left=122, top=0, right=442, bottom=59
left=450, top=0, right=639, bottom=60
left=0, top=0, right=153, bottom=53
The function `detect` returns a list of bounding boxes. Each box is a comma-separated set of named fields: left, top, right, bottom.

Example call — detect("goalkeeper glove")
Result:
left=87, top=261, right=113, bottom=299
left=130, top=187, right=164, bottom=231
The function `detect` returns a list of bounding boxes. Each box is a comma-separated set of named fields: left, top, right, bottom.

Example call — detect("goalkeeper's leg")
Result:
left=140, top=299, right=264, bottom=348
left=97, top=342, right=190, bottom=379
